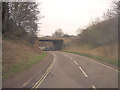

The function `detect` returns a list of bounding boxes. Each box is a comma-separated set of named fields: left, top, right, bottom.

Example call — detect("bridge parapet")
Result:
left=38, top=37, right=64, bottom=41
left=37, top=37, right=64, bottom=50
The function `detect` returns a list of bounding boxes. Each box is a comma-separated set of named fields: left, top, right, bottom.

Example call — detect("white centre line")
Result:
left=73, top=60, right=78, bottom=65
left=92, top=85, right=97, bottom=90
left=79, top=67, right=88, bottom=77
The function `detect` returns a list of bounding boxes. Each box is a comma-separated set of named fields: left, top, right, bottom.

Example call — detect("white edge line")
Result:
left=75, top=54, right=118, bottom=72
left=79, top=67, right=88, bottom=77
left=88, top=58, right=118, bottom=72
left=92, top=85, right=97, bottom=90
left=74, top=60, right=78, bottom=65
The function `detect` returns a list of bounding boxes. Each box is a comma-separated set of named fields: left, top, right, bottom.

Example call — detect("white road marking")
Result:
left=91, top=60, right=119, bottom=72
left=79, top=67, right=88, bottom=77
left=70, top=53, right=119, bottom=72
left=73, top=60, right=78, bottom=65
left=92, top=85, right=97, bottom=90
left=86, top=57, right=119, bottom=72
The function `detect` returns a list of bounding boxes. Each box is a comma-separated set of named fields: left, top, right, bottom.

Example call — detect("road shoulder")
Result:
left=2, top=52, right=54, bottom=88
left=62, top=51, right=119, bottom=71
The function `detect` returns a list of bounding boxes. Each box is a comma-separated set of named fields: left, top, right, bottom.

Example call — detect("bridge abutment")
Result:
left=53, top=40, right=63, bottom=50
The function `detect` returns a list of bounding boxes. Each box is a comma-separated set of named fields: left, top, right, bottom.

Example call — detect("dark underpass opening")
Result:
left=39, top=39, right=64, bottom=51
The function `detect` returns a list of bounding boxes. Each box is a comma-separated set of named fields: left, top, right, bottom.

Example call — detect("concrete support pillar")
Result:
left=53, top=40, right=63, bottom=50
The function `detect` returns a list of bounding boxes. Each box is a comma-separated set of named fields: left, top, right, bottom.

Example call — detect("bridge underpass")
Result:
left=38, top=38, right=64, bottom=51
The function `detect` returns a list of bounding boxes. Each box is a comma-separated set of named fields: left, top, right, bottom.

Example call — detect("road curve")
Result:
left=33, top=51, right=118, bottom=88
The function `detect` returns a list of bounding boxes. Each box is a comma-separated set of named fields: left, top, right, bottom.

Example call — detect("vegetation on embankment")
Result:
left=63, top=42, right=118, bottom=66
left=63, top=2, right=119, bottom=67
left=2, top=38, right=47, bottom=80
left=2, top=2, right=45, bottom=80
left=63, top=26, right=118, bottom=67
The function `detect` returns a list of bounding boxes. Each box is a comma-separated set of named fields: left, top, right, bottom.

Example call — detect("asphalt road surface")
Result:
left=3, top=51, right=118, bottom=89
left=32, top=51, right=118, bottom=88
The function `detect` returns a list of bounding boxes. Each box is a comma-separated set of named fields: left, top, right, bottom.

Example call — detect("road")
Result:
left=32, top=51, right=118, bottom=88
left=3, top=51, right=118, bottom=89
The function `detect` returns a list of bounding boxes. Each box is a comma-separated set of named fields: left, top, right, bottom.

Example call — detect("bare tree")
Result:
left=75, top=2, right=118, bottom=47
left=52, top=28, right=64, bottom=38
left=2, top=2, right=41, bottom=44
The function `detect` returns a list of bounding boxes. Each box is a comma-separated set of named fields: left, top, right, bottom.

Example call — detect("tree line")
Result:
left=73, top=1, right=119, bottom=47
left=2, top=2, right=41, bottom=44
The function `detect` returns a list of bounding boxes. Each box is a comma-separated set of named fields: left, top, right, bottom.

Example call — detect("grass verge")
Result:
left=63, top=50, right=118, bottom=67
left=3, top=52, right=47, bottom=80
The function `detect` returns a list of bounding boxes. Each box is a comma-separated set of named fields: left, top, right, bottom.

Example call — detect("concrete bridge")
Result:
left=37, top=37, right=64, bottom=50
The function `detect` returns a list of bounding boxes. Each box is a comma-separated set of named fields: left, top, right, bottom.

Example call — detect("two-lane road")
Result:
left=32, top=51, right=118, bottom=88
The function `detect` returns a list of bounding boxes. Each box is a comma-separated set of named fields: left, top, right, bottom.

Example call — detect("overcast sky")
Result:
left=37, top=0, right=113, bottom=36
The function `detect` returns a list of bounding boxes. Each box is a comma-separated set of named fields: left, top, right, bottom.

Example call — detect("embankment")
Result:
left=2, top=38, right=47, bottom=80
left=63, top=42, right=118, bottom=67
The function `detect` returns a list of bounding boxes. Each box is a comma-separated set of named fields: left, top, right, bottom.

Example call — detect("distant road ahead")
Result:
left=34, top=51, right=118, bottom=88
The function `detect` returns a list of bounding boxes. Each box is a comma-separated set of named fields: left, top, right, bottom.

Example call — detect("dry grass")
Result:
left=64, top=42, right=118, bottom=66
left=65, top=43, right=118, bottom=60
left=2, top=39, right=46, bottom=79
